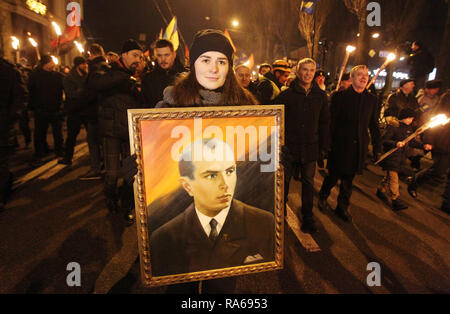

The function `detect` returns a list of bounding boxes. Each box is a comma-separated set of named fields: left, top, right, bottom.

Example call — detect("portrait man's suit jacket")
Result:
left=149, top=199, right=275, bottom=277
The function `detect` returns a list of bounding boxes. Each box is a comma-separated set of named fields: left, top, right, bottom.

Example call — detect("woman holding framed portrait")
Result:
left=126, top=29, right=284, bottom=292
left=156, top=29, right=258, bottom=108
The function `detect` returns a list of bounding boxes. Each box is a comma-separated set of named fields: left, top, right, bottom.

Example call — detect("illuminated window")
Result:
left=26, top=0, right=47, bottom=16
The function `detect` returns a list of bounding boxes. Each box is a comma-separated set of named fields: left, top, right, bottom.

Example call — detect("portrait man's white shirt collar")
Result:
left=195, top=204, right=231, bottom=237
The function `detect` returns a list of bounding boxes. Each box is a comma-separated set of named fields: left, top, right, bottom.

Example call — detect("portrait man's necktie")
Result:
left=209, top=218, right=218, bottom=241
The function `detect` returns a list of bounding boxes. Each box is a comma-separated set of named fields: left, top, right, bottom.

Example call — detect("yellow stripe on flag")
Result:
left=170, top=30, right=179, bottom=51
left=164, top=16, right=179, bottom=51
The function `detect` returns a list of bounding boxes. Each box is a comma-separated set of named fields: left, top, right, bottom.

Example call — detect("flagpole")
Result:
left=163, top=0, right=188, bottom=52
left=312, top=3, right=316, bottom=59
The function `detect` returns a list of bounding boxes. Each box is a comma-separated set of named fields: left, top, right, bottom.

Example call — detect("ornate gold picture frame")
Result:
left=128, top=105, right=284, bottom=287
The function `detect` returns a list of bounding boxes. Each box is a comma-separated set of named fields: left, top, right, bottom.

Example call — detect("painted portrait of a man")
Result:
left=149, top=138, right=275, bottom=276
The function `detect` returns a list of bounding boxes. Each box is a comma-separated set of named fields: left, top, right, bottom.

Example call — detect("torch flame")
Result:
left=11, top=36, right=20, bottom=50
left=346, top=45, right=356, bottom=53
left=387, top=53, right=396, bottom=62
left=52, top=22, right=62, bottom=36
left=74, top=40, right=84, bottom=53
left=28, top=37, right=38, bottom=47
left=429, top=114, right=450, bottom=128
left=51, top=55, right=59, bottom=65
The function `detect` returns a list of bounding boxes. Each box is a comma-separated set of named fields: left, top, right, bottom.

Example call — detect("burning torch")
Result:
left=28, top=37, right=40, bottom=61
left=335, top=45, right=356, bottom=91
left=366, top=52, right=396, bottom=90
left=74, top=40, right=84, bottom=55
left=375, top=114, right=450, bottom=165
left=52, top=21, right=62, bottom=58
left=11, top=36, right=20, bottom=64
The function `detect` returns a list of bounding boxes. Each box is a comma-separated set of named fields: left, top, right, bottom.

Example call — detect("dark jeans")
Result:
left=103, top=136, right=133, bottom=210
left=64, top=114, right=101, bottom=172
left=18, top=110, right=31, bottom=144
left=33, top=112, right=63, bottom=157
left=319, top=170, right=356, bottom=211
left=411, top=152, right=449, bottom=189
left=285, top=160, right=316, bottom=220
left=86, top=122, right=101, bottom=172
left=64, top=114, right=85, bottom=161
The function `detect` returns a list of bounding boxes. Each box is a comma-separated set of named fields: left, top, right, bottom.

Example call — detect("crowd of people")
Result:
left=1, top=30, right=449, bottom=236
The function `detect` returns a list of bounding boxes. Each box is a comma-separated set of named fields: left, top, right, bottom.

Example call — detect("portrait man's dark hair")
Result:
left=178, top=138, right=234, bottom=180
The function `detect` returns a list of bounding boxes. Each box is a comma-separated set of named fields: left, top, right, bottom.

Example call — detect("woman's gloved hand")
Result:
left=121, top=154, right=138, bottom=185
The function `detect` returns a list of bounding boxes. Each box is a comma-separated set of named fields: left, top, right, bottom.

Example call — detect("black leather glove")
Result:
left=317, top=159, right=324, bottom=168
left=121, top=154, right=138, bottom=186
left=317, top=151, right=327, bottom=168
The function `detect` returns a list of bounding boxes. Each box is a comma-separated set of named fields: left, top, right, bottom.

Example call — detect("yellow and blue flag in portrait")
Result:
left=300, top=0, right=317, bottom=15
left=163, top=16, right=180, bottom=51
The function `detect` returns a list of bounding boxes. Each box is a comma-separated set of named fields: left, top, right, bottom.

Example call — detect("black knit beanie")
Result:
left=189, top=29, right=234, bottom=68
left=73, top=56, right=86, bottom=67
left=399, top=79, right=414, bottom=88
left=425, top=79, right=442, bottom=89
left=40, top=54, right=53, bottom=66
left=121, top=39, right=143, bottom=54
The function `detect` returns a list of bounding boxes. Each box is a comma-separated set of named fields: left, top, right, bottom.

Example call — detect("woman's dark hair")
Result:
left=172, top=62, right=258, bottom=106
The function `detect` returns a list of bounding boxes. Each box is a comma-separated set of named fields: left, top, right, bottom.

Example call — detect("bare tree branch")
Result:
left=344, top=0, right=368, bottom=64
left=298, top=0, right=334, bottom=59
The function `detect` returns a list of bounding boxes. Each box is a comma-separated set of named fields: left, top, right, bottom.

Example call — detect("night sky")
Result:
left=83, top=0, right=447, bottom=60
left=84, top=0, right=221, bottom=52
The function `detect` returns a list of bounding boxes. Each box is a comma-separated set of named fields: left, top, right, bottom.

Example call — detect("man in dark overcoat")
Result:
left=0, top=57, right=27, bottom=210
left=88, top=39, right=144, bottom=224
left=274, top=58, right=329, bottom=234
left=318, top=65, right=381, bottom=222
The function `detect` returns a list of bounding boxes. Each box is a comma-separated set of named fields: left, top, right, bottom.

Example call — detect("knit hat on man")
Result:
left=399, top=108, right=416, bottom=120
left=272, top=60, right=290, bottom=73
left=121, top=39, right=143, bottom=54
left=39, top=54, right=53, bottom=66
left=73, top=56, right=86, bottom=67
left=425, top=79, right=442, bottom=89
left=189, top=29, right=234, bottom=68
left=399, top=78, right=415, bottom=88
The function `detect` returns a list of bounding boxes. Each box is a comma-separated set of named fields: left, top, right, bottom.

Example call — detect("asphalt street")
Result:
left=1, top=130, right=449, bottom=294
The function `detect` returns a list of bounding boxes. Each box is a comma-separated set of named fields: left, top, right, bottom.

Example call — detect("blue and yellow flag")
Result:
left=300, top=0, right=317, bottom=15
left=163, top=16, right=179, bottom=51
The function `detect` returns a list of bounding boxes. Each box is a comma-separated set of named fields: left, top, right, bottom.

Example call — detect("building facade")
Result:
left=0, top=0, right=84, bottom=67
